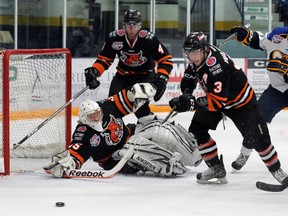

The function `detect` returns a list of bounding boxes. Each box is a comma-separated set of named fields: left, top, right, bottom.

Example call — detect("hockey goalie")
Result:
left=43, top=83, right=202, bottom=178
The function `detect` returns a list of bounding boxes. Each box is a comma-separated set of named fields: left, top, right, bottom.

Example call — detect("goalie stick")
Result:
left=44, top=143, right=135, bottom=179
left=256, top=177, right=288, bottom=192
left=13, top=84, right=98, bottom=149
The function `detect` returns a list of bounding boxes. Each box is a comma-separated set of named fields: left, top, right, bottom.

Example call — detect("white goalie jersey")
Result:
left=115, top=115, right=203, bottom=177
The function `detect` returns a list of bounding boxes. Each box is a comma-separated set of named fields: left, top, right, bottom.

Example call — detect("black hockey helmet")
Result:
left=183, top=31, right=208, bottom=53
left=123, top=9, right=142, bottom=25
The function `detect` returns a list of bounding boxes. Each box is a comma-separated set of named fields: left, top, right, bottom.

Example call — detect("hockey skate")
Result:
left=196, top=155, right=228, bottom=184
left=231, top=153, right=250, bottom=171
left=272, top=168, right=288, bottom=184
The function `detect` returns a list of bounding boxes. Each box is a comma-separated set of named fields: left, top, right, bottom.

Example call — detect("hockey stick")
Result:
left=13, top=84, right=97, bottom=149
left=44, top=142, right=135, bottom=179
left=256, top=177, right=288, bottom=192
left=217, top=23, right=251, bottom=47
left=162, top=88, right=193, bottom=124
left=162, top=107, right=177, bottom=124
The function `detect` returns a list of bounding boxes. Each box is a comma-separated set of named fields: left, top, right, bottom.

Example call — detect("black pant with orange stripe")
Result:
left=189, top=99, right=281, bottom=172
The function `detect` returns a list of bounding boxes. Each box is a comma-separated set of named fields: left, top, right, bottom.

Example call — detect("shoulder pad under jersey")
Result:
left=109, top=30, right=125, bottom=38
left=139, top=30, right=155, bottom=40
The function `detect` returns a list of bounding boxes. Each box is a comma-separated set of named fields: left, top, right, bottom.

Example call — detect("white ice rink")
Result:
left=1, top=111, right=288, bottom=216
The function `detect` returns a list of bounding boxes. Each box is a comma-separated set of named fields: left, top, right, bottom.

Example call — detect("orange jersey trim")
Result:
left=69, top=149, right=85, bottom=165
left=113, top=94, right=129, bottom=115
left=92, top=62, right=106, bottom=75
left=156, top=55, right=173, bottom=64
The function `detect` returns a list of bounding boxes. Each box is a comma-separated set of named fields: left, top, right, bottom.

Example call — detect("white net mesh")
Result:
left=0, top=49, right=71, bottom=174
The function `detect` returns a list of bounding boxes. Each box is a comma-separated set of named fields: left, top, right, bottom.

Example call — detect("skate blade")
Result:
left=231, top=168, right=239, bottom=174
left=197, top=177, right=228, bottom=184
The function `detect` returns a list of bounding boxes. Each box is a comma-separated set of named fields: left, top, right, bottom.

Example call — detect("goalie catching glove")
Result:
left=43, top=150, right=78, bottom=178
left=151, top=73, right=169, bottom=102
left=267, top=58, right=288, bottom=83
left=230, top=25, right=254, bottom=46
left=84, top=67, right=101, bottom=89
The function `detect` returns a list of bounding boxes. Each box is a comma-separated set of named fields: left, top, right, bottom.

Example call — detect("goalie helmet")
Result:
left=78, top=99, right=103, bottom=132
left=123, top=9, right=142, bottom=25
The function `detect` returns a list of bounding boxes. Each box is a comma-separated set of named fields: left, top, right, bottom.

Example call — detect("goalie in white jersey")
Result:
left=230, top=26, right=288, bottom=171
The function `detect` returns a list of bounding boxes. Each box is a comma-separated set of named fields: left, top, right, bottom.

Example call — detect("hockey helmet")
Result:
left=182, top=31, right=208, bottom=62
left=183, top=32, right=208, bottom=52
left=123, top=9, right=142, bottom=25
left=78, top=99, right=103, bottom=132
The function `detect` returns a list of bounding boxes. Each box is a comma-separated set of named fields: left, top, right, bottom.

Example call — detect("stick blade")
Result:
left=256, top=178, right=288, bottom=192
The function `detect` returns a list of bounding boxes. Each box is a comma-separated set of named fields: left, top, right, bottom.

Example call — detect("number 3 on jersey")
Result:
left=214, top=81, right=222, bottom=93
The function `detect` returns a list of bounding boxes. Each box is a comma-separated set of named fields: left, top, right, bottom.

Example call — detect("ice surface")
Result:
left=1, top=111, right=288, bottom=216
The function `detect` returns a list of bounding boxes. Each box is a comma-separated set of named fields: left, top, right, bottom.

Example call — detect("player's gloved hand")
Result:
left=267, top=58, right=288, bottom=75
left=84, top=67, right=100, bottom=90
left=230, top=25, right=253, bottom=46
left=180, top=68, right=197, bottom=94
left=169, top=95, right=196, bottom=113
left=151, top=73, right=169, bottom=102
left=196, top=96, right=208, bottom=110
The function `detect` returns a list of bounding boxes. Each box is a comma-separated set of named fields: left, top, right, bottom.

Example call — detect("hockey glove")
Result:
left=267, top=58, right=288, bottom=75
left=84, top=67, right=100, bottom=90
left=169, top=95, right=196, bottom=113
left=180, top=68, right=197, bottom=94
left=230, top=25, right=254, bottom=46
left=151, top=73, right=169, bottom=102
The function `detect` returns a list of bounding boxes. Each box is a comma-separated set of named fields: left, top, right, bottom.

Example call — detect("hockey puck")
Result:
left=55, top=202, right=65, bottom=207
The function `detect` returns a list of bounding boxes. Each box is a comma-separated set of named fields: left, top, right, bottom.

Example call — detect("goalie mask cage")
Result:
left=0, top=48, right=72, bottom=176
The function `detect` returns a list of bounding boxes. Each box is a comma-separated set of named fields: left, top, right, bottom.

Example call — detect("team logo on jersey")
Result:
left=117, top=29, right=125, bottom=36
left=77, top=126, right=87, bottom=132
left=101, top=115, right=123, bottom=146
left=272, top=35, right=284, bottom=44
left=120, top=50, right=147, bottom=67
left=112, top=42, right=123, bottom=50
left=206, top=56, right=216, bottom=67
left=90, top=134, right=101, bottom=147
left=139, top=30, right=148, bottom=38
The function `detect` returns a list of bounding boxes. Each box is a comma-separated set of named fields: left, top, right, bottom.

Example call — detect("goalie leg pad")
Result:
left=118, top=135, right=187, bottom=176
left=136, top=120, right=203, bottom=167
left=43, top=150, right=76, bottom=178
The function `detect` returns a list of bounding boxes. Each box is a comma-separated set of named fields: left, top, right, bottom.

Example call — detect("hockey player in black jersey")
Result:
left=84, top=9, right=173, bottom=118
left=43, top=83, right=202, bottom=178
left=169, top=31, right=288, bottom=186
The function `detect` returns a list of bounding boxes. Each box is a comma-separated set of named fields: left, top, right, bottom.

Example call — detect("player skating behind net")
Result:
left=43, top=82, right=202, bottom=178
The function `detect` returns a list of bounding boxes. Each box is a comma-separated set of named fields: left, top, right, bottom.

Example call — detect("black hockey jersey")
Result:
left=188, top=45, right=255, bottom=111
left=92, top=29, right=173, bottom=77
left=68, top=89, right=134, bottom=169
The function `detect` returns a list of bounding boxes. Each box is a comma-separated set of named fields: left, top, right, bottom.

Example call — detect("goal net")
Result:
left=0, top=49, right=72, bottom=175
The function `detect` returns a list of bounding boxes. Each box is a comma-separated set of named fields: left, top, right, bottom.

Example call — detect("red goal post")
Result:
left=0, top=48, right=72, bottom=175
